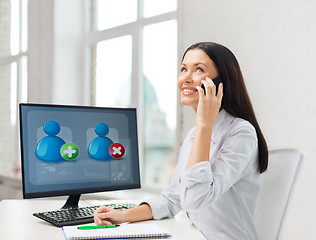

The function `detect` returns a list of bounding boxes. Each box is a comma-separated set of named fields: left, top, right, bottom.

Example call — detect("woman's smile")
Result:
left=182, top=87, right=198, bottom=95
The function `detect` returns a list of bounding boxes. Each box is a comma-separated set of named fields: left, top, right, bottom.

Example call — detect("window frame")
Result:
left=0, top=0, right=28, bottom=172
left=86, top=0, right=178, bottom=189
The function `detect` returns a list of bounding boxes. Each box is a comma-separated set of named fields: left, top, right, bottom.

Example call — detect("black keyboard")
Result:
left=33, top=203, right=137, bottom=227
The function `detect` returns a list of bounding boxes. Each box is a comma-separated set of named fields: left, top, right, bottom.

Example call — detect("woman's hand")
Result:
left=186, top=77, right=223, bottom=169
left=196, top=77, right=223, bottom=129
left=93, top=204, right=153, bottom=225
left=93, top=206, right=126, bottom=225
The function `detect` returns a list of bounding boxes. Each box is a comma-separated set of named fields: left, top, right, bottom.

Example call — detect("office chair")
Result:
left=254, top=149, right=304, bottom=240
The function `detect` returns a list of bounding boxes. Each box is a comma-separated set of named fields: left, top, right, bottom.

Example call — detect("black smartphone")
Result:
left=201, top=76, right=222, bottom=95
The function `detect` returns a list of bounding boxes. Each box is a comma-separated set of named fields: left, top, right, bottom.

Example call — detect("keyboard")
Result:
left=33, top=203, right=137, bottom=227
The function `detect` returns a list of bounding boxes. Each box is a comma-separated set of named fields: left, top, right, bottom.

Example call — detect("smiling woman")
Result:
left=93, top=42, right=268, bottom=240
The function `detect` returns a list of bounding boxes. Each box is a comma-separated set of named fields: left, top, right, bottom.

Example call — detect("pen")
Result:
left=78, top=224, right=120, bottom=230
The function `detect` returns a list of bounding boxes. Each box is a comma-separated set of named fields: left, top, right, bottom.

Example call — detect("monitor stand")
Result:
left=61, top=194, right=81, bottom=209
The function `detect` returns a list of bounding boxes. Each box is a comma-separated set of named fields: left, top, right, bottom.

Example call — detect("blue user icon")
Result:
left=35, top=120, right=66, bottom=162
left=88, top=122, right=114, bottom=160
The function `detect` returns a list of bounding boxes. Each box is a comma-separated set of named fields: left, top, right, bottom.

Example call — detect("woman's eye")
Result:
left=196, top=68, right=204, bottom=73
left=180, top=68, right=187, bottom=73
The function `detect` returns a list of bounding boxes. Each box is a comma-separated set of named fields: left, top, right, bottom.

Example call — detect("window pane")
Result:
left=0, top=0, right=11, bottom=57
left=143, top=0, right=177, bottom=18
left=0, top=63, right=15, bottom=171
left=143, top=20, right=177, bottom=185
left=10, top=62, right=17, bottom=126
left=94, top=35, right=132, bottom=107
left=93, top=0, right=137, bottom=30
left=21, top=56, right=28, bottom=102
left=21, top=0, right=28, bottom=52
left=10, top=0, right=20, bottom=55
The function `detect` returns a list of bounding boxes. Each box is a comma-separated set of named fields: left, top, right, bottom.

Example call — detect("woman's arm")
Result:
left=186, top=78, right=223, bottom=169
left=94, top=203, right=153, bottom=225
left=180, top=122, right=258, bottom=211
left=186, top=125, right=212, bottom=169
left=94, top=148, right=188, bottom=225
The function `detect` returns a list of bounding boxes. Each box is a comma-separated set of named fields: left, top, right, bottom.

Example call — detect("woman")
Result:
left=94, top=42, right=268, bottom=240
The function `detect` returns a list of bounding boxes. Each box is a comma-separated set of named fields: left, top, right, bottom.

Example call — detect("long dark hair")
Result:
left=183, top=42, right=268, bottom=173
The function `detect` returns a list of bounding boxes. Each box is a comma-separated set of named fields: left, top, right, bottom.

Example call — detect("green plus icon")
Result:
left=60, top=143, right=79, bottom=161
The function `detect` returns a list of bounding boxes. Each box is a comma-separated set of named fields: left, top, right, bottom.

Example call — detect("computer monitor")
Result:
left=19, top=103, right=140, bottom=209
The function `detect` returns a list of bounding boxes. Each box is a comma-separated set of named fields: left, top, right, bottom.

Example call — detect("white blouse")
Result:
left=145, top=109, right=260, bottom=240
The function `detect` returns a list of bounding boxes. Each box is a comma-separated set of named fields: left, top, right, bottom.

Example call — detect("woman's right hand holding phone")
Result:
left=196, top=77, right=223, bottom=129
left=186, top=77, right=223, bottom=169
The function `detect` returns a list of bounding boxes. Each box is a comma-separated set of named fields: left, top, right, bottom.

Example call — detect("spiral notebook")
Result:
left=62, top=223, right=172, bottom=240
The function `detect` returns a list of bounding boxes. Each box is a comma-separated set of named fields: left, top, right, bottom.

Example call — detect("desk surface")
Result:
left=0, top=199, right=205, bottom=240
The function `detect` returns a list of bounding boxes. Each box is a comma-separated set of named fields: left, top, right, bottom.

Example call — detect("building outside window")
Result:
left=90, top=0, right=178, bottom=186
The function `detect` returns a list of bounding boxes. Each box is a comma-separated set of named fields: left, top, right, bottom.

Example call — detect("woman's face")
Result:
left=178, top=49, right=219, bottom=111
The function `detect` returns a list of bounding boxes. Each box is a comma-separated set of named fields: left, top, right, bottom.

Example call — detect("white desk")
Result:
left=0, top=199, right=206, bottom=240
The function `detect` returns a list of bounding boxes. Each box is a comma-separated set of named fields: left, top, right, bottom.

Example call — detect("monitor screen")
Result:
left=19, top=103, right=140, bottom=205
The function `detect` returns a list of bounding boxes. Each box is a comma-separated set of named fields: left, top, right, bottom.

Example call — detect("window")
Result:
left=0, top=0, right=28, bottom=172
left=89, top=0, right=177, bottom=187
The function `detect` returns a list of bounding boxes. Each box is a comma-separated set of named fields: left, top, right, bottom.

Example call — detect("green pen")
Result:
left=78, top=224, right=119, bottom=230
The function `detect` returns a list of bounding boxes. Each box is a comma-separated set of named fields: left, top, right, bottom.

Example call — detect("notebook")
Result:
left=62, top=223, right=172, bottom=240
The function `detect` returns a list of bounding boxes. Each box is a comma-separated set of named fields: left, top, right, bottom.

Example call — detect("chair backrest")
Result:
left=254, top=149, right=304, bottom=240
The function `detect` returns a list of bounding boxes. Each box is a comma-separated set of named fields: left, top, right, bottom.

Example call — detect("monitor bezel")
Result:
left=19, top=103, right=141, bottom=200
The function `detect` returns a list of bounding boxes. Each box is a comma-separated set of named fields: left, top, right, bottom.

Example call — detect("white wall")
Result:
left=28, top=0, right=54, bottom=103
left=178, top=0, right=316, bottom=239
left=53, top=0, right=89, bottom=105
left=28, top=0, right=89, bottom=105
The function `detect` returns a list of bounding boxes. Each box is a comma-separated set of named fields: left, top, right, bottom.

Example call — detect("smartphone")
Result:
left=201, top=76, right=222, bottom=95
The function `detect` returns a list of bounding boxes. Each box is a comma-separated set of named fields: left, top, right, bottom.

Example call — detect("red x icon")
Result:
left=109, top=143, right=125, bottom=159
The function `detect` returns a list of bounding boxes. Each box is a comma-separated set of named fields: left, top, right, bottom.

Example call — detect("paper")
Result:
left=62, top=223, right=172, bottom=240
